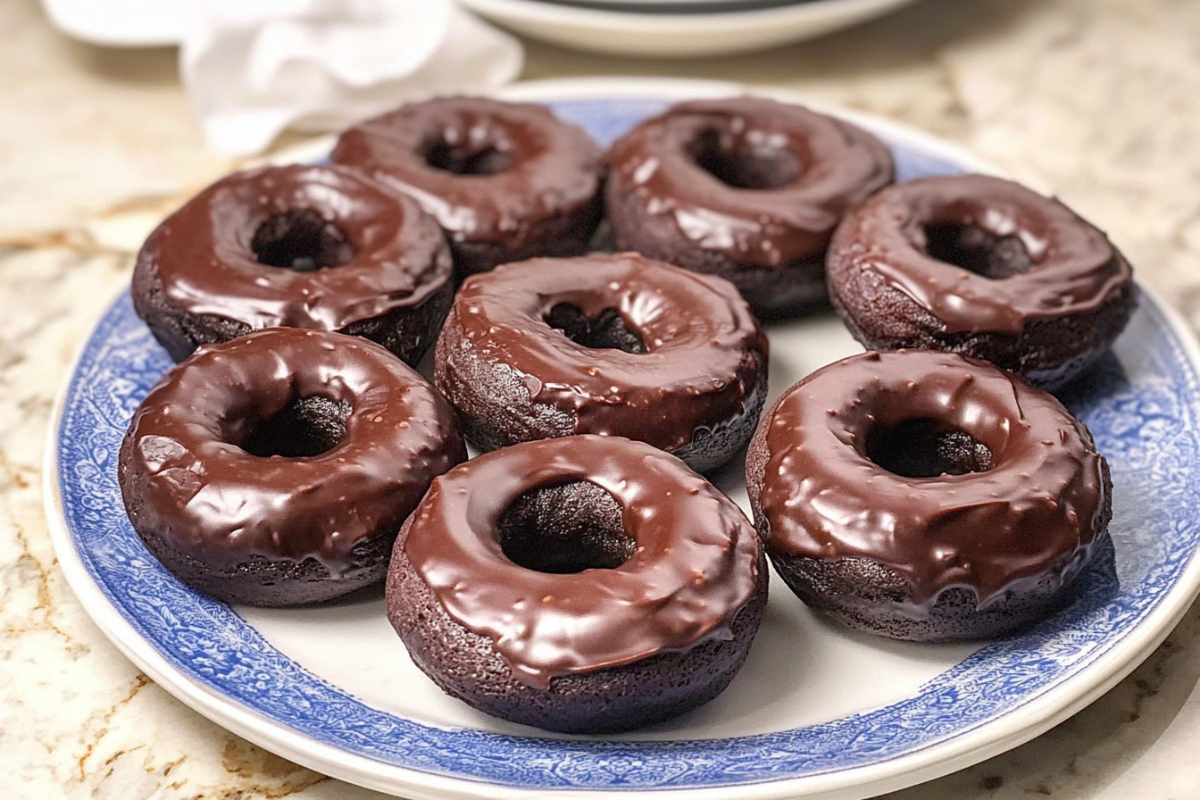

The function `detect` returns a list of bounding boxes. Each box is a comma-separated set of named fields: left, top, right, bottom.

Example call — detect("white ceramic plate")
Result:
left=46, top=78, right=1200, bottom=800
left=456, top=0, right=914, bottom=57
left=545, top=0, right=800, bottom=9
left=39, top=0, right=909, bottom=54
left=40, top=0, right=188, bottom=47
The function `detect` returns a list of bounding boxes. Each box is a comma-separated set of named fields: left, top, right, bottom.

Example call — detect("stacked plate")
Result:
left=457, top=0, right=916, bottom=57
left=42, top=0, right=914, bottom=56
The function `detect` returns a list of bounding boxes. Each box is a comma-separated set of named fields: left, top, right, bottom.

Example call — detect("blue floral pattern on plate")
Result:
left=56, top=97, right=1200, bottom=791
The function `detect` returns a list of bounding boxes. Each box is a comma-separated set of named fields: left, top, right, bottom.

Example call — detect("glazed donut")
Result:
left=606, top=96, right=894, bottom=318
left=132, top=164, right=454, bottom=364
left=826, top=174, right=1136, bottom=388
left=387, top=435, right=768, bottom=733
left=745, top=349, right=1112, bottom=641
left=118, top=328, right=466, bottom=607
left=332, top=97, right=605, bottom=276
left=433, top=253, right=769, bottom=473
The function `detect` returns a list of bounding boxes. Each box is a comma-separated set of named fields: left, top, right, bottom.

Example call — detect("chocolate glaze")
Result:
left=332, top=97, right=603, bottom=248
left=759, top=349, right=1108, bottom=605
left=138, top=164, right=452, bottom=331
left=120, top=328, right=465, bottom=570
left=606, top=96, right=894, bottom=268
left=830, top=174, right=1133, bottom=335
left=439, top=253, right=768, bottom=451
left=403, top=435, right=763, bottom=688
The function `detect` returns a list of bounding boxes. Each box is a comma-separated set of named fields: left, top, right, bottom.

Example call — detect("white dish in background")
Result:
left=457, top=0, right=914, bottom=57
left=46, top=78, right=1200, bottom=800
left=543, top=0, right=802, bottom=9
left=42, top=0, right=912, bottom=57
left=41, top=0, right=189, bottom=47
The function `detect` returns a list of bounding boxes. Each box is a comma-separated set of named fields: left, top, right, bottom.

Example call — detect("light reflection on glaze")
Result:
left=119, top=329, right=465, bottom=570
left=828, top=174, right=1133, bottom=334
left=438, top=253, right=768, bottom=451
left=402, top=435, right=762, bottom=688
left=140, top=165, right=452, bottom=330
left=332, top=97, right=602, bottom=247
left=759, top=350, right=1108, bottom=605
left=607, top=96, right=894, bottom=269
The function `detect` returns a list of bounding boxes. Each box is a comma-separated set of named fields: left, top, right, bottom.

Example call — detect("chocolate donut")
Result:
left=118, top=328, right=466, bottom=607
left=332, top=97, right=605, bottom=276
left=387, top=435, right=767, bottom=733
left=745, top=349, right=1112, bottom=641
left=434, top=253, right=769, bottom=473
left=132, top=164, right=454, bottom=364
left=826, top=174, right=1136, bottom=388
left=606, top=96, right=894, bottom=318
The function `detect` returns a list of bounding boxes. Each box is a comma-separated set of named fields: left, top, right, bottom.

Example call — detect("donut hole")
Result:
left=424, top=135, right=514, bottom=176
left=689, top=127, right=803, bottom=190
left=866, top=418, right=993, bottom=478
left=544, top=303, right=646, bottom=353
left=241, top=395, right=351, bottom=459
left=498, top=481, right=636, bottom=574
left=923, top=223, right=1034, bottom=280
left=251, top=208, right=353, bottom=272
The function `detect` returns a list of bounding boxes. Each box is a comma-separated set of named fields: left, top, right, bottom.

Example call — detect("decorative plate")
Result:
left=46, top=78, right=1200, bottom=800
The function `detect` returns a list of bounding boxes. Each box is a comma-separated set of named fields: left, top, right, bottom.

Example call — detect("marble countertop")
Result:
left=3, top=0, right=1199, bottom=797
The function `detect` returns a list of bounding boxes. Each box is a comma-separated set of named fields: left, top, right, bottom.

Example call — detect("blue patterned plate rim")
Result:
left=44, top=78, right=1200, bottom=800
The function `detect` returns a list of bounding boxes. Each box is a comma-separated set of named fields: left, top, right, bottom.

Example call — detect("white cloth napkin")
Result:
left=181, top=0, right=524, bottom=156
